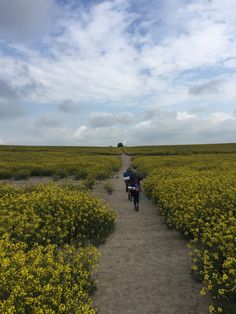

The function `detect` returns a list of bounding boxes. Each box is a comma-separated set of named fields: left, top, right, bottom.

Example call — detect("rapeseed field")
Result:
left=0, top=181, right=116, bottom=312
left=133, top=154, right=236, bottom=313
left=0, top=146, right=121, bottom=180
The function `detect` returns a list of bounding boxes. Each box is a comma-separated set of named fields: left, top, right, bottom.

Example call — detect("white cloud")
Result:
left=72, top=109, right=236, bottom=146
left=176, top=111, right=196, bottom=121
left=1, top=108, right=235, bottom=146
left=8, top=0, right=143, bottom=105
left=130, top=110, right=236, bottom=145
left=1, top=0, right=236, bottom=107
left=74, top=125, right=124, bottom=146
left=210, top=112, right=236, bottom=124
left=74, top=126, right=88, bottom=140
left=1, top=0, right=236, bottom=145
left=223, top=58, right=236, bottom=68
left=135, top=120, right=151, bottom=128
left=140, top=14, right=231, bottom=76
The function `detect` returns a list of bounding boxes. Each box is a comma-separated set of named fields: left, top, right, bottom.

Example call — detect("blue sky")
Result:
left=0, top=0, right=236, bottom=146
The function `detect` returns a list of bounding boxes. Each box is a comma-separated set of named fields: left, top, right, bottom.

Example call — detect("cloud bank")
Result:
left=0, top=0, right=236, bottom=145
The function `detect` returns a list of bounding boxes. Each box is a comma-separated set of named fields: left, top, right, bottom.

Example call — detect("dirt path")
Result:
left=92, top=154, right=210, bottom=314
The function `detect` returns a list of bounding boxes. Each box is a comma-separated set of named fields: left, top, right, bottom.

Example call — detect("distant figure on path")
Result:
left=126, top=169, right=144, bottom=211
left=128, top=171, right=142, bottom=211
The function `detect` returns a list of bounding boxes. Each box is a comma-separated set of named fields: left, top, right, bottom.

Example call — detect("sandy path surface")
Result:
left=92, top=154, right=210, bottom=314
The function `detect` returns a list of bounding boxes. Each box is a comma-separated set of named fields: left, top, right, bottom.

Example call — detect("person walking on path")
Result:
left=128, top=170, right=144, bottom=211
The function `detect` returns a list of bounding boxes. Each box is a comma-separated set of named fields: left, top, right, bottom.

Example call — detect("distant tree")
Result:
left=117, top=142, right=123, bottom=147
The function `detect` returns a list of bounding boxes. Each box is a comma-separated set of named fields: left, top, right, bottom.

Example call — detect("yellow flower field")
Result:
left=0, top=183, right=116, bottom=313
left=124, top=143, right=236, bottom=156
left=133, top=154, right=236, bottom=313
left=0, top=146, right=121, bottom=180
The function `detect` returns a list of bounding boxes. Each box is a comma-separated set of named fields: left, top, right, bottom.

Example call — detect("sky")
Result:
left=0, top=0, right=236, bottom=146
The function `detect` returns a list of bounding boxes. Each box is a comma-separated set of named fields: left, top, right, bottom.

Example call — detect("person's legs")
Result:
left=135, top=191, right=139, bottom=211
left=131, top=190, right=135, bottom=205
left=128, top=189, right=132, bottom=201
left=133, top=191, right=139, bottom=211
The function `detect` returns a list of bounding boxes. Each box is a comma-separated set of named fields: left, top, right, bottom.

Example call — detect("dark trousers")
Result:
left=131, top=190, right=139, bottom=206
